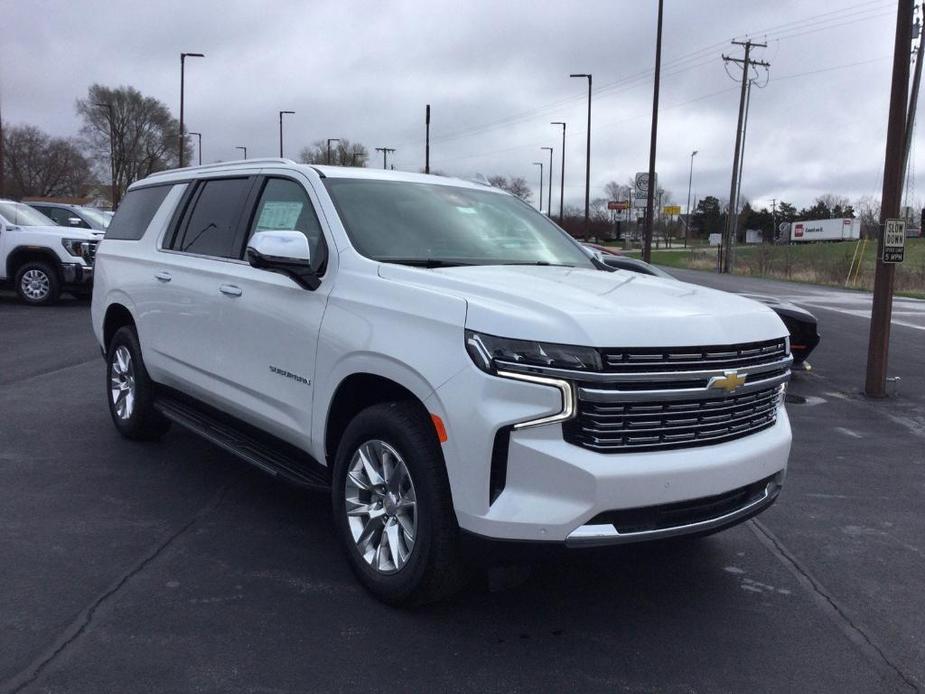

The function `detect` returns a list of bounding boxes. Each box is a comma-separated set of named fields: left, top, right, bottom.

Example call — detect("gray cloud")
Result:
left=1, top=0, right=906, bottom=210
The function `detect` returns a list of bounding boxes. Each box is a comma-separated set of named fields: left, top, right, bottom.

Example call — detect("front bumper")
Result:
left=429, top=364, right=792, bottom=545
left=60, top=262, right=94, bottom=285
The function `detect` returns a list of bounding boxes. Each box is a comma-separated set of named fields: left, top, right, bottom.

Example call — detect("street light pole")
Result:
left=236, top=146, right=247, bottom=160
left=541, top=147, right=554, bottom=216
left=96, top=102, right=117, bottom=208
left=551, top=121, right=566, bottom=222
left=570, top=74, right=592, bottom=238
left=685, top=149, right=698, bottom=248
left=327, top=138, right=341, bottom=165
left=533, top=162, right=544, bottom=212
left=189, top=132, right=202, bottom=166
left=425, top=104, right=431, bottom=174
left=279, top=110, right=295, bottom=158
left=179, top=52, right=204, bottom=168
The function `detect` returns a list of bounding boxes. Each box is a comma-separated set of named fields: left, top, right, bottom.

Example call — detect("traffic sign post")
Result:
left=883, top=219, right=906, bottom=263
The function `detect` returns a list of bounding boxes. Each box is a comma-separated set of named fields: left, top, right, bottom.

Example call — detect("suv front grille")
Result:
left=562, top=338, right=790, bottom=453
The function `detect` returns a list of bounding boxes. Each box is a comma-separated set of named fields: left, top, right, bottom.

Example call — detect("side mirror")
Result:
left=68, top=217, right=84, bottom=226
left=245, top=230, right=320, bottom=290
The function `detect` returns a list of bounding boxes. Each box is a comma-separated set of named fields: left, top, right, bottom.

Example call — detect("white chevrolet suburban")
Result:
left=91, top=159, right=792, bottom=604
left=1, top=199, right=101, bottom=304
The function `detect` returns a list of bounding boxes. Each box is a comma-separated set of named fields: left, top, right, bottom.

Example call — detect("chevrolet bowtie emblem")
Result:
left=708, top=370, right=748, bottom=393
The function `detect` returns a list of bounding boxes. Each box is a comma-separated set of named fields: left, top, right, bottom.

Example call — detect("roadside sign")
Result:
left=607, top=200, right=629, bottom=211
left=883, top=219, right=905, bottom=263
left=663, top=205, right=681, bottom=216
left=635, top=172, right=656, bottom=193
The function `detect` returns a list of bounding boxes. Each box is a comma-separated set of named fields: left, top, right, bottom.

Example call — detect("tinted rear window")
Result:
left=106, top=185, right=173, bottom=240
left=175, top=178, right=252, bottom=258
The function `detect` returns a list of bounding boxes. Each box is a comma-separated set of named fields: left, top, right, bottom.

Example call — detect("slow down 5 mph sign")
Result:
left=883, top=219, right=905, bottom=264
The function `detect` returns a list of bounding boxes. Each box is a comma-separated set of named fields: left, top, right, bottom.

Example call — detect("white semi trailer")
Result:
left=790, top=217, right=860, bottom=242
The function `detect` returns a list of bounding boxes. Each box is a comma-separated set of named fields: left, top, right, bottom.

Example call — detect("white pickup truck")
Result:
left=0, top=199, right=101, bottom=305
left=91, top=160, right=792, bottom=605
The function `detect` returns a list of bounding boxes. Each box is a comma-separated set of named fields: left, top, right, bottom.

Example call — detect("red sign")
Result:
left=608, top=200, right=629, bottom=211
left=794, top=223, right=804, bottom=238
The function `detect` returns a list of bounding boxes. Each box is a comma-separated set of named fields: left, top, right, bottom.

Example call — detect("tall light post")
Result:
left=279, top=110, right=295, bottom=157
left=569, top=74, right=592, bottom=238
left=685, top=149, right=698, bottom=248
left=95, top=102, right=117, bottom=208
left=189, top=132, right=202, bottom=166
left=550, top=121, right=566, bottom=222
left=236, top=146, right=247, bottom=160
left=327, top=138, right=341, bottom=165
left=533, top=162, right=544, bottom=212
left=541, top=147, right=554, bottom=216
left=179, top=52, right=205, bottom=168
left=643, top=0, right=664, bottom=263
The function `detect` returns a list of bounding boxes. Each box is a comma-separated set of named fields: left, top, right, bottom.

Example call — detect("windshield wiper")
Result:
left=377, top=258, right=474, bottom=268
left=499, top=261, right=576, bottom=267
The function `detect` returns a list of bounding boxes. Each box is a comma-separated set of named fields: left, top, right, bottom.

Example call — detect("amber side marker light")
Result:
left=430, top=414, right=448, bottom=443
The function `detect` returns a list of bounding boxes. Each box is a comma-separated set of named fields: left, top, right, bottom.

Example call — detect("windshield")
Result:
left=323, top=179, right=595, bottom=268
left=77, top=207, right=111, bottom=229
left=0, top=202, right=55, bottom=227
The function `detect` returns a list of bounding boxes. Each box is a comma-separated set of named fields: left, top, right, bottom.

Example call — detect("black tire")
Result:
left=106, top=325, right=170, bottom=440
left=332, top=401, right=466, bottom=606
left=15, top=261, right=61, bottom=306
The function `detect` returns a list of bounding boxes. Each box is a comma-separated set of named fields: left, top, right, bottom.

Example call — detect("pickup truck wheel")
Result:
left=15, top=262, right=61, bottom=306
left=332, top=402, right=466, bottom=606
left=106, top=326, right=170, bottom=440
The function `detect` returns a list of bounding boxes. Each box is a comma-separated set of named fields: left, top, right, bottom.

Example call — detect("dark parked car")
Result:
left=26, top=202, right=110, bottom=233
left=595, top=254, right=820, bottom=367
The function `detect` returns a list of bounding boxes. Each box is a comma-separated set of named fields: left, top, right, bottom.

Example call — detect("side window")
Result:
left=175, top=178, right=252, bottom=258
left=248, top=178, right=325, bottom=270
left=107, top=185, right=173, bottom=240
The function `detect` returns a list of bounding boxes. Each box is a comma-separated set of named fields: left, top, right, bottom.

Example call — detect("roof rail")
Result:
left=146, top=158, right=297, bottom=178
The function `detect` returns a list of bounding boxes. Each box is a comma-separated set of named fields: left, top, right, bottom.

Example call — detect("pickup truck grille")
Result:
left=85, top=240, right=99, bottom=265
left=561, top=338, right=791, bottom=453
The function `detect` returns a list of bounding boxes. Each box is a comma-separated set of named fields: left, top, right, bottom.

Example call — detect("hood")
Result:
left=377, top=264, right=788, bottom=348
left=739, top=292, right=816, bottom=322
left=18, top=225, right=101, bottom=240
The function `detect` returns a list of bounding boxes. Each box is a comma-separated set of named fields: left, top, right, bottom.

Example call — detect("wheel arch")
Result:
left=323, top=372, right=436, bottom=467
left=7, top=246, right=62, bottom=281
left=103, top=303, right=137, bottom=349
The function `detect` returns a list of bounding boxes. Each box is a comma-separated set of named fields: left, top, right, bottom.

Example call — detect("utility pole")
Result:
left=866, top=0, right=914, bottom=398
left=643, top=0, right=664, bottom=264
left=570, top=74, right=592, bottom=238
left=551, top=121, right=566, bottom=222
left=685, top=149, right=698, bottom=248
left=236, top=146, right=247, bottom=160
left=771, top=198, right=777, bottom=243
left=376, top=147, right=396, bottom=169
left=902, top=3, right=925, bottom=185
left=533, top=162, right=544, bottom=211
left=719, top=40, right=769, bottom=273
left=425, top=104, right=431, bottom=174
left=327, top=138, right=340, bottom=165
left=733, top=77, right=756, bottom=247
left=541, top=147, right=554, bottom=216
left=0, top=96, right=4, bottom=199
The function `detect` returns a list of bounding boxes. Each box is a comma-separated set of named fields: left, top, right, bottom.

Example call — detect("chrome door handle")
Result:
left=219, top=284, right=243, bottom=297
left=154, top=271, right=172, bottom=282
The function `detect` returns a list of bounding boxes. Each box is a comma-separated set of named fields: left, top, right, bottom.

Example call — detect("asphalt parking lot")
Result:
left=1, top=272, right=922, bottom=694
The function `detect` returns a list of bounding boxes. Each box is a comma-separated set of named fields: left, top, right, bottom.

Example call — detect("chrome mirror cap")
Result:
left=246, top=230, right=311, bottom=263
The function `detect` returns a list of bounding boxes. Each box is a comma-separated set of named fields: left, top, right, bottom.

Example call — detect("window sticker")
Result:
left=256, top=201, right=303, bottom=230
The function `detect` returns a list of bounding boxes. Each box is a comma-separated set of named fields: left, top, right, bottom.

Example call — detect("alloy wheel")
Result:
left=110, top=346, right=136, bottom=420
left=344, top=439, right=417, bottom=574
left=21, top=269, right=50, bottom=301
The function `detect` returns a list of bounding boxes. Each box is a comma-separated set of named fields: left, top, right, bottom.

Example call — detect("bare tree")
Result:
left=76, top=85, right=188, bottom=207
left=854, top=195, right=881, bottom=238
left=298, top=139, right=369, bottom=167
left=2, top=124, right=91, bottom=199
left=487, top=175, right=532, bottom=202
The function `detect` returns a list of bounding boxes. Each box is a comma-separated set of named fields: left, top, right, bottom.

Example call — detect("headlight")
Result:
left=465, top=330, right=602, bottom=373
left=61, top=238, right=90, bottom=260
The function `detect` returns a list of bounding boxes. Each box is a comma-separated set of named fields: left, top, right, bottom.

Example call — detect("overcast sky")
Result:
left=1, top=0, right=908, bottom=210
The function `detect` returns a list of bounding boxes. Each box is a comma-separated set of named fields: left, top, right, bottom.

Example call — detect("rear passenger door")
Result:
left=208, top=173, right=333, bottom=450
left=144, top=176, right=257, bottom=401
